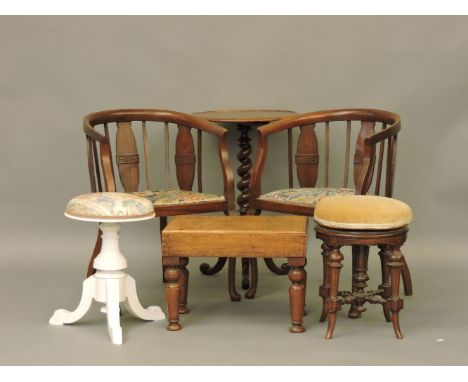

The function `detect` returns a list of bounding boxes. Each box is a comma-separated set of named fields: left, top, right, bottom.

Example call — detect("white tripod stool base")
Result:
left=50, top=222, right=165, bottom=345
left=49, top=274, right=165, bottom=345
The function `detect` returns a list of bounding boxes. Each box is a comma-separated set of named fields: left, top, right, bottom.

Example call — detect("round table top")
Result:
left=193, top=109, right=296, bottom=124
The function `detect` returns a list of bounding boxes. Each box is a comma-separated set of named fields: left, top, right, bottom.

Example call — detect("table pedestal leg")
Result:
left=237, top=124, right=253, bottom=290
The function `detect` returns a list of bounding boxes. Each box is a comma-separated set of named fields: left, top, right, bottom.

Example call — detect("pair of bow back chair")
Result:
left=248, top=109, right=413, bottom=314
left=83, top=109, right=235, bottom=277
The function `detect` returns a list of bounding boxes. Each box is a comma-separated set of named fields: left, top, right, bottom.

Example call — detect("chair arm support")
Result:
left=218, top=132, right=236, bottom=210
left=249, top=132, right=268, bottom=207
left=83, top=123, right=108, bottom=143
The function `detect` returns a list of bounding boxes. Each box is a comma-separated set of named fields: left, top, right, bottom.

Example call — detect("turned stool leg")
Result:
left=160, top=217, right=168, bottom=283
left=325, top=246, right=344, bottom=339
left=348, top=245, right=369, bottom=319
left=303, top=259, right=308, bottom=316
left=378, top=245, right=392, bottom=322
left=164, top=266, right=182, bottom=331
left=179, top=258, right=190, bottom=314
left=388, top=247, right=404, bottom=339
left=288, top=264, right=305, bottom=333
left=319, top=243, right=330, bottom=322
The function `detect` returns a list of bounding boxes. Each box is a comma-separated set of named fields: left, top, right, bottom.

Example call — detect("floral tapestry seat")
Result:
left=257, top=187, right=355, bottom=208
left=133, top=189, right=225, bottom=207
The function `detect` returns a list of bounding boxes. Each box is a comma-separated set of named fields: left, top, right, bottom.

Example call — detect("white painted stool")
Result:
left=49, top=192, right=165, bottom=345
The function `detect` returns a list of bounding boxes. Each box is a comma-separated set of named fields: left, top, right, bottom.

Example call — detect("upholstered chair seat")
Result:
left=258, top=187, right=354, bottom=208
left=314, top=195, right=413, bottom=230
left=133, top=189, right=225, bottom=207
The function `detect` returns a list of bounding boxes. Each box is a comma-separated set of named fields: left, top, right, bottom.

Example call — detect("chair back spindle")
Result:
left=142, top=121, right=153, bottom=191
left=343, top=120, right=351, bottom=188
left=197, top=130, right=203, bottom=192
left=91, top=139, right=102, bottom=192
left=385, top=135, right=398, bottom=197
left=287, top=128, right=293, bottom=188
left=164, top=121, right=171, bottom=189
left=374, top=123, right=386, bottom=195
left=324, top=121, right=330, bottom=187
left=86, top=137, right=98, bottom=192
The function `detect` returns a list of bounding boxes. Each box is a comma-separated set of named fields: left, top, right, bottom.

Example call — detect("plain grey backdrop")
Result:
left=0, top=16, right=467, bottom=365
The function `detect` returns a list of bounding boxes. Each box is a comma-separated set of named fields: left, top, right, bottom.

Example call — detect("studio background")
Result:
left=1, top=16, right=467, bottom=365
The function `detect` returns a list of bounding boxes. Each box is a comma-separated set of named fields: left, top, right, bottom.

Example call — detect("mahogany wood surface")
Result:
left=162, top=216, right=308, bottom=258
left=193, top=109, right=296, bottom=123
left=162, top=215, right=307, bottom=332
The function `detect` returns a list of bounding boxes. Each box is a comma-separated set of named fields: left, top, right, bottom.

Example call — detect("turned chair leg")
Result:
left=179, top=258, right=190, bottom=314
left=228, top=258, right=241, bottom=301
left=378, top=245, right=392, bottom=322
left=401, top=256, right=413, bottom=296
left=160, top=217, right=168, bottom=283
left=245, top=258, right=258, bottom=299
left=319, top=243, right=330, bottom=322
left=164, top=265, right=182, bottom=331
left=288, top=264, right=305, bottom=333
left=325, top=246, right=344, bottom=339
left=388, top=247, right=404, bottom=339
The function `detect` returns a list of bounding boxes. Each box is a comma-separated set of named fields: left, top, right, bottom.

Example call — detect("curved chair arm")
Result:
left=83, top=109, right=227, bottom=138
left=359, top=120, right=401, bottom=196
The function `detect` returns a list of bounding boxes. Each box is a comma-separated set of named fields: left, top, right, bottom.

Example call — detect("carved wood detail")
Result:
left=175, top=124, right=195, bottom=191
left=295, top=124, right=319, bottom=187
left=115, top=122, right=140, bottom=192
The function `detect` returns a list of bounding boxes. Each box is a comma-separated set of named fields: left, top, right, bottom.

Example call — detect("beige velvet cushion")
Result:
left=314, top=195, right=413, bottom=230
left=65, top=192, right=155, bottom=222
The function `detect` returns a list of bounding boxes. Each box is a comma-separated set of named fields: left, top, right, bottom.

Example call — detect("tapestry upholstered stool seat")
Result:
left=49, top=192, right=166, bottom=345
left=314, top=195, right=413, bottom=340
left=161, top=215, right=308, bottom=333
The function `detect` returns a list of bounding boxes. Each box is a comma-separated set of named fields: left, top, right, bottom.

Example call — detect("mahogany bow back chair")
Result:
left=83, top=109, right=235, bottom=277
left=248, top=109, right=412, bottom=307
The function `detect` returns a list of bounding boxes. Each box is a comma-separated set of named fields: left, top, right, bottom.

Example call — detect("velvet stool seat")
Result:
left=314, top=195, right=413, bottom=339
left=49, top=192, right=166, bottom=345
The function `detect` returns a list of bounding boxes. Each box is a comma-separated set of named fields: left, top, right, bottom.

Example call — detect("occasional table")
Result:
left=193, top=109, right=296, bottom=296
